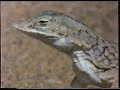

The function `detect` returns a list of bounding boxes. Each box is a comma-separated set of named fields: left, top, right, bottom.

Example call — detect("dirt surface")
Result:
left=1, top=1, right=118, bottom=88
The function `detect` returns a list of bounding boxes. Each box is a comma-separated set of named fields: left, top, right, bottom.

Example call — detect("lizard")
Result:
left=12, top=10, right=118, bottom=88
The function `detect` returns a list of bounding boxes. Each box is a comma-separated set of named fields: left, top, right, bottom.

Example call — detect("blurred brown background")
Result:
left=1, top=1, right=118, bottom=88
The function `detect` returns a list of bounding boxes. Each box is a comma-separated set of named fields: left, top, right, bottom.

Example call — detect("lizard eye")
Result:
left=39, top=20, right=48, bottom=24
left=38, top=18, right=49, bottom=26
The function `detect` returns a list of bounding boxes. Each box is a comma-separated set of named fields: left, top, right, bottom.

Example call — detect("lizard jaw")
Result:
left=12, top=22, right=59, bottom=37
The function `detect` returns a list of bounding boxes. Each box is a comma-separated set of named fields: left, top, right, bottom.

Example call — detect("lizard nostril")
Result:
left=28, top=25, right=33, bottom=28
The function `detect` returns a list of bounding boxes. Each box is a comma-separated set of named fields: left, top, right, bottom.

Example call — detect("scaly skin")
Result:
left=13, top=11, right=118, bottom=88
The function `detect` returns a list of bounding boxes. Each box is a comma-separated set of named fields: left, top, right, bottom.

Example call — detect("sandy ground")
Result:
left=1, top=1, right=118, bottom=88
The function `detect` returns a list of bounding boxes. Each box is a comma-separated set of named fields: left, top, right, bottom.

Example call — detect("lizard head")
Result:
left=13, top=11, right=68, bottom=38
left=13, top=11, right=79, bottom=51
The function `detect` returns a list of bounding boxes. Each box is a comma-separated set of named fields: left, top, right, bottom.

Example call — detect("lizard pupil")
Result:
left=39, top=20, right=48, bottom=25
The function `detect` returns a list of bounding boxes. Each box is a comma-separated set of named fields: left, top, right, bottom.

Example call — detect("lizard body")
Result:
left=13, top=11, right=118, bottom=88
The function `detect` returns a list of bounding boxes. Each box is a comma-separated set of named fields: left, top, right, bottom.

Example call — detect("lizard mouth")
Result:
left=12, top=22, right=59, bottom=37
